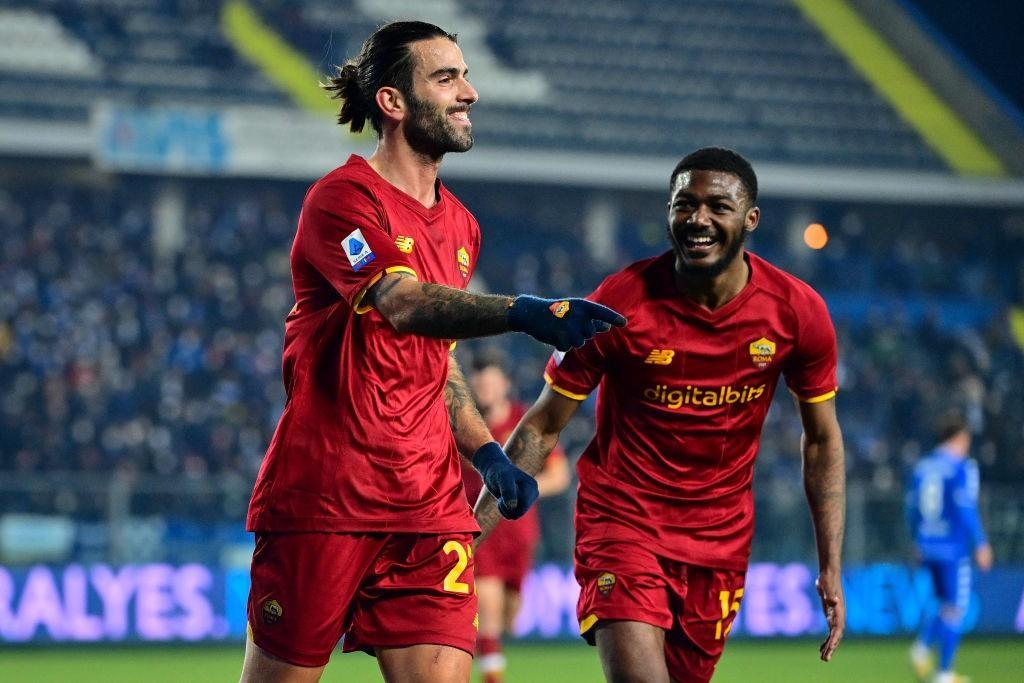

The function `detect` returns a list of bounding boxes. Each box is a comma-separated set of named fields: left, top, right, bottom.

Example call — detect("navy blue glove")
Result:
left=472, top=442, right=539, bottom=520
left=507, top=295, right=626, bottom=351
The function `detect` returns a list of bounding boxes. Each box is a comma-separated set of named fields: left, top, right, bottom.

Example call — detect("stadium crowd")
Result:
left=1, top=179, right=1022, bottom=526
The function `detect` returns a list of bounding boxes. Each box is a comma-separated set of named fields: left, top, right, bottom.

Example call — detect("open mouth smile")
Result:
left=682, top=232, right=720, bottom=255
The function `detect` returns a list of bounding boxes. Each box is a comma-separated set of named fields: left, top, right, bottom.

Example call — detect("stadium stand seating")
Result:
left=0, top=0, right=948, bottom=169
left=2, top=179, right=1021, bottom=492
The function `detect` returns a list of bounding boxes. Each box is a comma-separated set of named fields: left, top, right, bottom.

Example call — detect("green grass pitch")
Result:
left=1, top=639, right=1018, bottom=682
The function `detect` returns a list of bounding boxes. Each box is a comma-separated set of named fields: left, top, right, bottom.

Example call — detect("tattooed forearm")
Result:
left=444, top=358, right=475, bottom=438
left=406, top=283, right=513, bottom=338
left=803, top=434, right=846, bottom=570
left=368, top=273, right=513, bottom=338
left=475, top=420, right=556, bottom=541
left=504, top=425, right=552, bottom=479
left=444, top=356, right=492, bottom=458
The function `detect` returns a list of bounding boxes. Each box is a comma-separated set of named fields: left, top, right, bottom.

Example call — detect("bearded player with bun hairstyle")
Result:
left=240, top=21, right=624, bottom=683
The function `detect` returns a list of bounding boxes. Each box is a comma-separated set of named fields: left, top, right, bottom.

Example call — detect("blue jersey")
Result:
left=907, top=447, right=987, bottom=562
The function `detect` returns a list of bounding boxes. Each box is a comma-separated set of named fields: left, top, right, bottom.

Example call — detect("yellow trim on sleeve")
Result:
left=543, top=372, right=589, bottom=401
left=579, top=613, right=599, bottom=635
left=801, top=389, right=837, bottom=404
left=351, top=266, right=418, bottom=314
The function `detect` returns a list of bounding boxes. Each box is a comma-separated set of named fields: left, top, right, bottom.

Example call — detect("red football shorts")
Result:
left=575, top=537, right=745, bottom=683
left=474, top=518, right=537, bottom=592
left=247, top=531, right=478, bottom=667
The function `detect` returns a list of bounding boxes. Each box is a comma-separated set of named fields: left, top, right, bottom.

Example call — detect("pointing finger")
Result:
left=583, top=301, right=626, bottom=327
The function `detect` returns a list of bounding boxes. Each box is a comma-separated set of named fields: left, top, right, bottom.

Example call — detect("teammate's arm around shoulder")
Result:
left=365, top=272, right=626, bottom=351
left=797, top=397, right=846, bottom=662
left=474, top=385, right=581, bottom=544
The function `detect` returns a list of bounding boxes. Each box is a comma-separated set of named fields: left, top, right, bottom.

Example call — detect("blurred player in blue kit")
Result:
left=907, top=412, right=993, bottom=683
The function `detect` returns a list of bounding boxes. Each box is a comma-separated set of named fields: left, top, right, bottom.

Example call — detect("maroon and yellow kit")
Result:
left=246, top=155, right=481, bottom=664
left=461, top=403, right=567, bottom=591
left=545, top=251, right=837, bottom=681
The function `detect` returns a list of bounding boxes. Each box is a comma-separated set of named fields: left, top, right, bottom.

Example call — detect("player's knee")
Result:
left=599, top=641, right=671, bottom=683
left=241, top=638, right=325, bottom=683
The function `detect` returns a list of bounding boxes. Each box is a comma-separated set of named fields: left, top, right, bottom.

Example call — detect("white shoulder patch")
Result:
left=342, top=228, right=376, bottom=272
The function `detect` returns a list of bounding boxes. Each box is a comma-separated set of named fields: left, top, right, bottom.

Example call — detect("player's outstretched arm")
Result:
left=444, top=356, right=538, bottom=520
left=366, top=272, right=625, bottom=351
left=797, top=397, right=846, bottom=663
left=474, top=386, right=581, bottom=544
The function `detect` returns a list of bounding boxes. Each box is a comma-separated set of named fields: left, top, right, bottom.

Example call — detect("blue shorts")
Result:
left=924, top=558, right=972, bottom=611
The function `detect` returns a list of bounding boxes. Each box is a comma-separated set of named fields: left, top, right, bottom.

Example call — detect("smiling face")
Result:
left=402, top=37, right=478, bottom=158
left=667, top=170, right=759, bottom=279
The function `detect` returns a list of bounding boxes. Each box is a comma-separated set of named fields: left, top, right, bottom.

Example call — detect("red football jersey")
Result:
left=461, top=402, right=566, bottom=544
left=544, top=251, right=837, bottom=570
left=247, top=155, right=481, bottom=534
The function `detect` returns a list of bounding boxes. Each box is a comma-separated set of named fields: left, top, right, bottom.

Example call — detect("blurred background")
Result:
left=1, top=0, right=1022, bottom=680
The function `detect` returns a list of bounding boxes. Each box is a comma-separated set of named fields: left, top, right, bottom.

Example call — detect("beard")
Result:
left=671, top=222, right=749, bottom=279
left=404, top=91, right=474, bottom=159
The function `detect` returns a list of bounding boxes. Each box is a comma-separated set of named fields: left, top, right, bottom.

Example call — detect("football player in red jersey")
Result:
left=240, top=21, right=624, bottom=683
left=460, top=351, right=571, bottom=683
left=475, top=148, right=846, bottom=682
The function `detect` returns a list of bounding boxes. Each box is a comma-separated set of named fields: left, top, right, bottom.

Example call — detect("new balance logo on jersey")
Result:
left=644, top=349, right=675, bottom=365
left=395, top=236, right=415, bottom=253
left=342, top=229, right=375, bottom=271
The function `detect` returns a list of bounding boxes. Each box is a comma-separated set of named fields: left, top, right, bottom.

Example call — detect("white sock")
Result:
left=479, top=653, right=506, bottom=674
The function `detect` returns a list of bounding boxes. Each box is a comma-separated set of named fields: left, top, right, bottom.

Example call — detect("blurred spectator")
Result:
left=2, top=180, right=1023, bottom=525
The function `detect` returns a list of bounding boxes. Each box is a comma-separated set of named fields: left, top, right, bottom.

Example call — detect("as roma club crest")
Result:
left=262, top=599, right=283, bottom=626
left=597, top=572, right=616, bottom=596
left=748, top=337, right=776, bottom=369
left=549, top=301, right=570, bottom=318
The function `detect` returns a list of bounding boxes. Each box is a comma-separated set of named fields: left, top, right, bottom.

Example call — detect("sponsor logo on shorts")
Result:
left=549, top=301, right=570, bottom=318
left=597, top=572, right=616, bottom=595
left=261, top=599, right=283, bottom=626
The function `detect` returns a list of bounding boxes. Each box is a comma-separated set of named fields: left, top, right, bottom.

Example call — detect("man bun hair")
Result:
left=323, top=21, right=456, bottom=135
left=671, top=147, right=758, bottom=206
left=329, top=63, right=366, bottom=131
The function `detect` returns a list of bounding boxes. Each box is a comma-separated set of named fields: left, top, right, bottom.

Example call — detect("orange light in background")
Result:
left=804, top=223, right=828, bottom=249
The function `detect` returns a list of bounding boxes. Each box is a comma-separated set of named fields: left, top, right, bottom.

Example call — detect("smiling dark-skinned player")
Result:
left=474, top=147, right=846, bottom=683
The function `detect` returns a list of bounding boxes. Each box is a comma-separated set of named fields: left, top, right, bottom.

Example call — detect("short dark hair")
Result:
left=935, top=410, right=969, bottom=443
left=670, top=147, right=758, bottom=205
left=324, top=21, right=456, bottom=135
left=471, top=347, right=508, bottom=374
